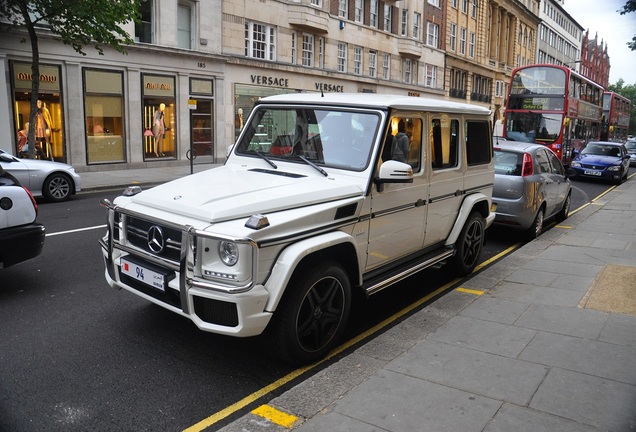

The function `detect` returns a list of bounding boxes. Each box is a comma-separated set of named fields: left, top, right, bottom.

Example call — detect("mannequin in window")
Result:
left=35, top=100, right=53, bottom=159
left=152, top=103, right=166, bottom=157
left=17, top=122, right=29, bottom=157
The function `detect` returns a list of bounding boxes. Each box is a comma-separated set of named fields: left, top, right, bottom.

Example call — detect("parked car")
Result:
left=570, top=141, right=630, bottom=184
left=100, top=93, right=495, bottom=365
left=492, top=141, right=573, bottom=239
left=625, top=139, right=636, bottom=166
left=0, top=166, right=46, bottom=268
left=0, top=149, right=81, bottom=202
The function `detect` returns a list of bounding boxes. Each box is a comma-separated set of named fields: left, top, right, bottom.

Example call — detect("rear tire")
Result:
left=451, top=211, right=485, bottom=276
left=555, top=192, right=571, bottom=223
left=526, top=207, right=545, bottom=240
left=266, top=261, right=351, bottom=365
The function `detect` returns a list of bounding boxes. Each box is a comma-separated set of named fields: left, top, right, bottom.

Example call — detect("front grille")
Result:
left=193, top=296, right=239, bottom=327
left=124, top=215, right=182, bottom=262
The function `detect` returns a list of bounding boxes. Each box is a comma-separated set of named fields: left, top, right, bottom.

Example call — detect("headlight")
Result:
left=607, top=165, right=621, bottom=171
left=219, top=241, right=239, bottom=266
left=571, top=161, right=581, bottom=168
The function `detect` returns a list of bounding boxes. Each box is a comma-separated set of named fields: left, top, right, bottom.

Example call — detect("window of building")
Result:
left=462, top=0, right=468, bottom=14
left=383, top=5, right=392, bottom=32
left=354, top=46, right=363, bottom=75
left=401, top=9, right=408, bottom=36
left=337, top=42, right=347, bottom=72
left=135, top=0, right=153, bottom=43
left=413, top=12, right=421, bottom=40
left=11, top=62, right=65, bottom=162
left=311, top=0, right=322, bottom=6
left=142, top=74, right=176, bottom=161
left=302, top=33, right=314, bottom=67
left=369, top=50, right=377, bottom=77
left=291, top=31, right=297, bottom=64
left=459, top=27, right=466, bottom=54
left=338, top=0, right=347, bottom=17
left=450, top=23, right=457, bottom=51
left=245, top=21, right=276, bottom=61
left=469, top=32, right=475, bottom=57
left=177, top=2, right=193, bottom=49
left=451, top=0, right=458, bottom=8
left=190, top=78, right=215, bottom=159
left=355, top=0, right=363, bottom=22
left=471, top=0, right=477, bottom=18
left=370, top=0, right=378, bottom=28
left=403, top=58, right=415, bottom=84
left=430, top=118, right=459, bottom=170
left=318, top=36, right=324, bottom=68
left=425, top=64, right=437, bottom=88
left=428, top=0, right=440, bottom=6
left=84, top=69, right=125, bottom=164
left=426, top=22, right=439, bottom=47
left=382, top=53, right=391, bottom=79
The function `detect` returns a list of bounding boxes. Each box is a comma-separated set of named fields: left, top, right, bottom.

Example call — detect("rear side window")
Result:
left=493, top=150, right=521, bottom=176
left=430, top=117, right=459, bottom=170
left=465, top=120, right=492, bottom=165
left=535, top=149, right=551, bottom=173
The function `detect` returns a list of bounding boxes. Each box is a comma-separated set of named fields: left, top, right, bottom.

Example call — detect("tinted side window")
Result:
left=465, top=120, right=492, bottom=165
left=431, top=117, right=459, bottom=170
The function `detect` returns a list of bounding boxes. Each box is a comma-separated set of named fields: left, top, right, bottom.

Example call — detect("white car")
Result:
left=100, top=93, right=495, bottom=365
left=0, top=149, right=81, bottom=202
left=0, top=167, right=45, bottom=268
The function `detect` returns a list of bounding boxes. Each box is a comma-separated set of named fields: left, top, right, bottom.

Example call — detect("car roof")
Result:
left=258, top=93, right=492, bottom=116
left=586, top=141, right=625, bottom=147
left=493, top=140, right=548, bottom=153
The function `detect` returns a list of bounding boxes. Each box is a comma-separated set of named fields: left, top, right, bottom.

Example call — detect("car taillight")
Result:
left=23, top=186, right=38, bottom=215
left=521, top=153, right=534, bottom=177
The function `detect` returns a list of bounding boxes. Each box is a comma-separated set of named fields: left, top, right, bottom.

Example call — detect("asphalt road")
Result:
left=0, top=171, right=631, bottom=431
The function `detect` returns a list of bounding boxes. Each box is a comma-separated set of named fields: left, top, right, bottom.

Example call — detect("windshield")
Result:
left=234, top=106, right=380, bottom=171
left=625, top=141, right=636, bottom=151
left=581, top=143, right=621, bottom=157
left=504, top=112, right=563, bottom=144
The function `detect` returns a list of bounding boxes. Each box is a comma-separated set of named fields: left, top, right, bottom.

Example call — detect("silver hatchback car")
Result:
left=492, top=141, right=573, bottom=239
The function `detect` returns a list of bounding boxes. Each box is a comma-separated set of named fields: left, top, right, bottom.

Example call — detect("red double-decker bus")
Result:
left=503, top=64, right=604, bottom=165
left=601, top=91, right=631, bottom=142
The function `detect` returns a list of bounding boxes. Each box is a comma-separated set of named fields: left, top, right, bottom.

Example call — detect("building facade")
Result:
left=580, top=30, right=610, bottom=88
left=535, top=0, right=583, bottom=70
left=1, top=0, right=595, bottom=172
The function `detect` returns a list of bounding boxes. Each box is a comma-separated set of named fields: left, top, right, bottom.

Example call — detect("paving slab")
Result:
left=484, top=403, right=603, bottom=432
left=530, top=368, right=636, bottom=431
left=387, top=340, right=548, bottom=406
left=332, top=369, right=502, bottom=432
left=460, top=296, right=530, bottom=325
left=513, top=304, right=608, bottom=339
left=490, top=282, right=586, bottom=307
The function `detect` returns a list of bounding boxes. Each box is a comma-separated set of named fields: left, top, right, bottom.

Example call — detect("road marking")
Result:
left=45, top=224, right=107, bottom=237
left=251, top=405, right=298, bottom=428
left=456, top=287, right=484, bottom=296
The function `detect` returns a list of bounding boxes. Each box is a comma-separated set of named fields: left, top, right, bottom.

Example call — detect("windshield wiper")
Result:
left=299, top=155, right=328, bottom=177
left=249, top=150, right=277, bottom=169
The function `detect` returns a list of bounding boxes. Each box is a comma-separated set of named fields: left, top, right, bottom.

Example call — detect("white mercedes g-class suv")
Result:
left=100, top=93, right=495, bottom=364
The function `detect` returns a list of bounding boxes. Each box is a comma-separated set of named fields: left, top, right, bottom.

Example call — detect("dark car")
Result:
left=570, top=141, right=630, bottom=184
left=625, top=139, right=636, bottom=166
left=0, top=167, right=46, bottom=268
left=492, top=141, right=573, bottom=239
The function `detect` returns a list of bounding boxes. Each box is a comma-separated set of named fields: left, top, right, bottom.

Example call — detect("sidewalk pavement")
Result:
left=81, top=165, right=636, bottom=432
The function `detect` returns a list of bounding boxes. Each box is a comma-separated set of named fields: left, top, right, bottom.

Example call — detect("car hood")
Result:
left=120, top=165, right=364, bottom=222
left=573, top=154, right=622, bottom=165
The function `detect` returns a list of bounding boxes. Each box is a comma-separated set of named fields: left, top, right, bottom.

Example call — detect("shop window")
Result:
left=11, top=62, right=64, bottom=162
left=84, top=69, right=126, bottom=164
left=143, top=74, right=176, bottom=160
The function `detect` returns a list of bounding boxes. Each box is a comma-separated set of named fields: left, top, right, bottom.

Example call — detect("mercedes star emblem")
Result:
left=147, top=225, right=165, bottom=253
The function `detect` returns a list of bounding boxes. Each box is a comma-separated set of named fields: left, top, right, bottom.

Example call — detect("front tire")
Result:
left=451, top=211, right=485, bottom=276
left=267, top=261, right=351, bottom=365
left=43, top=173, right=73, bottom=202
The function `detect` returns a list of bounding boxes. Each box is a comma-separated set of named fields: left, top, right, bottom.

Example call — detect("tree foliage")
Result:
left=607, top=79, right=636, bottom=135
left=0, top=0, right=139, bottom=158
left=618, top=0, right=636, bottom=51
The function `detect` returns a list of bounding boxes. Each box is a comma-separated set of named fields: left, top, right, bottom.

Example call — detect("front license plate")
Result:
left=121, top=257, right=166, bottom=291
left=583, top=170, right=601, bottom=176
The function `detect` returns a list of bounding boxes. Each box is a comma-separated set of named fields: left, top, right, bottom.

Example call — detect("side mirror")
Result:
left=0, top=153, right=15, bottom=162
left=374, top=160, right=413, bottom=192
